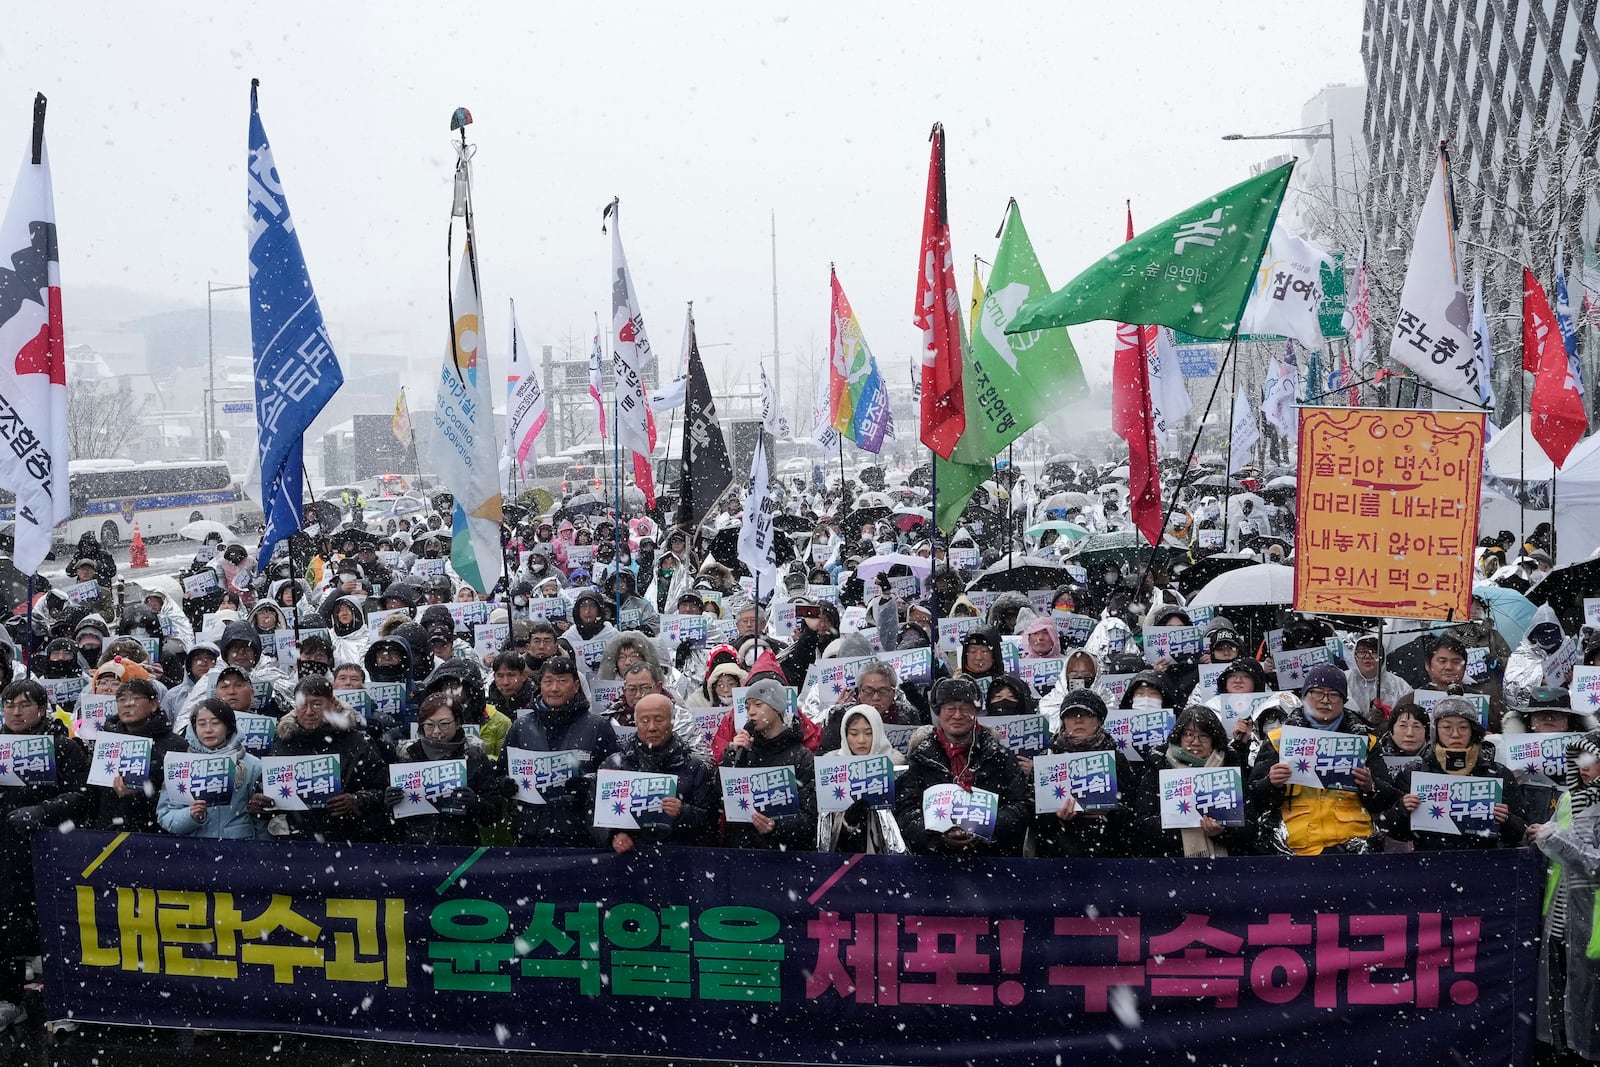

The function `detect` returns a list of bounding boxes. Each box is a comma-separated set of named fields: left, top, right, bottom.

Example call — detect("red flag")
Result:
left=915, top=123, right=965, bottom=458
left=1527, top=267, right=1587, bottom=467
left=1113, top=205, right=1163, bottom=546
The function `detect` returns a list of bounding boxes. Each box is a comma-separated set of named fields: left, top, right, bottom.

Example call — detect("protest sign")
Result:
left=920, top=784, right=998, bottom=840
left=593, top=769, right=678, bottom=830
left=1158, top=766, right=1246, bottom=828
left=388, top=760, right=467, bottom=819
left=258, top=754, right=341, bottom=811
left=1409, top=772, right=1501, bottom=837
left=1276, top=725, right=1367, bottom=792
left=505, top=748, right=584, bottom=805
left=0, top=735, right=55, bottom=787
left=87, top=736, right=152, bottom=788
left=1032, top=750, right=1118, bottom=814
left=162, top=753, right=236, bottom=805
left=719, top=765, right=800, bottom=822
left=813, top=754, right=896, bottom=813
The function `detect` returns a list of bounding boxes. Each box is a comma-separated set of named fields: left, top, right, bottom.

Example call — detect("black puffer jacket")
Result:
left=597, top=735, right=717, bottom=848
left=503, top=693, right=619, bottom=847
left=87, top=709, right=188, bottom=834
left=0, top=717, right=90, bottom=945
left=717, top=724, right=817, bottom=852
left=1388, top=745, right=1526, bottom=850
left=266, top=712, right=393, bottom=843
left=894, top=725, right=1030, bottom=857
left=1031, top=728, right=1138, bottom=859
left=390, top=733, right=509, bottom=846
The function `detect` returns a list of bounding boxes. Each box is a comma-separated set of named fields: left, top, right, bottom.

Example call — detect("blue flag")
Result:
left=246, top=82, right=343, bottom=563
left=1554, top=239, right=1585, bottom=402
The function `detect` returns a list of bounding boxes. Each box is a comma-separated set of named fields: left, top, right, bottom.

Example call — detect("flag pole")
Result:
left=1519, top=343, right=1527, bottom=543
left=613, top=392, right=623, bottom=622
left=1006, top=444, right=1014, bottom=570
left=929, top=449, right=941, bottom=631
left=1222, top=342, right=1240, bottom=550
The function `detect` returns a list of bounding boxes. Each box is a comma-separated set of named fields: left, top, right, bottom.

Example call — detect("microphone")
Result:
left=729, top=719, right=756, bottom=766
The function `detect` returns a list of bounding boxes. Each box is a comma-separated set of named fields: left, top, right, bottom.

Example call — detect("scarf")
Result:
left=936, top=729, right=974, bottom=791
left=1433, top=744, right=1480, bottom=776
left=421, top=735, right=465, bottom=761
left=1305, top=712, right=1346, bottom=733
left=1055, top=728, right=1114, bottom=754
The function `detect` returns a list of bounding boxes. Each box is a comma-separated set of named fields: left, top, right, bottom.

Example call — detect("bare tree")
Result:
left=67, top=379, right=149, bottom=459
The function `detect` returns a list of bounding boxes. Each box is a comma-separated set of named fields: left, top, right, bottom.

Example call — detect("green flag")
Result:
left=934, top=200, right=1088, bottom=533
left=1006, top=161, right=1294, bottom=341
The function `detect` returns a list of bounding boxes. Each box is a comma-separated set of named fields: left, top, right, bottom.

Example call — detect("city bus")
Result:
left=0, top=460, right=263, bottom=547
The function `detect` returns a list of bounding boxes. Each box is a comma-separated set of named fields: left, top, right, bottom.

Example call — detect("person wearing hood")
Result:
left=420, top=659, right=512, bottom=761
left=956, top=629, right=1005, bottom=683
left=324, top=593, right=371, bottom=664
left=1033, top=690, right=1137, bottom=858
left=1199, top=658, right=1274, bottom=762
left=817, top=703, right=908, bottom=855
left=608, top=569, right=660, bottom=637
left=1391, top=695, right=1524, bottom=850
left=1526, top=730, right=1600, bottom=1061
left=1344, top=634, right=1411, bottom=721
left=1249, top=664, right=1399, bottom=856
left=38, top=636, right=89, bottom=690
left=818, top=659, right=921, bottom=754
left=137, top=584, right=193, bottom=646
left=560, top=589, right=618, bottom=672
left=687, top=658, right=746, bottom=710
left=249, top=675, right=392, bottom=843
left=1018, top=612, right=1061, bottom=662
left=604, top=661, right=711, bottom=761
left=895, top=677, right=1030, bottom=857
left=1134, top=705, right=1255, bottom=858
left=503, top=655, right=618, bottom=847
left=86, top=677, right=188, bottom=834
left=598, top=693, right=717, bottom=851
left=362, top=631, right=421, bottom=739
left=74, top=614, right=110, bottom=668
left=385, top=690, right=510, bottom=846
left=419, top=604, right=477, bottom=674
left=1505, top=606, right=1570, bottom=703
left=180, top=620, right=294, bottom=729
left=156, top=697, right=266, bottom=840
left=163, top=642, right=219, bottom=720
left=0, top=679, right=91, bottom=1029
left=775, top=597, right=840, bottom=688
left=719, top=677, right=817, bottom=852
left=1039, top=649, right=1103, bottom=733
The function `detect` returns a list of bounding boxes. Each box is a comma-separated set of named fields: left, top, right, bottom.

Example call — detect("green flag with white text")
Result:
left=935, top=200, right=1087, bottom=533
left=1006, top=161, right=1293, bottom=341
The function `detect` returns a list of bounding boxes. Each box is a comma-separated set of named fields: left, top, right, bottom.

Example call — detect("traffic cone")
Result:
left=129, top=523, right=149, bottom=570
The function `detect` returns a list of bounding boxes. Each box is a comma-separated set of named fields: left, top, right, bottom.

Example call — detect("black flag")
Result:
left=679, top=310, right=735, bottom=526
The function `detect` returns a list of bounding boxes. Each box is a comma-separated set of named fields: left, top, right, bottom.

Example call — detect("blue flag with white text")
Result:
left=246, top=83, right=343, bottom=563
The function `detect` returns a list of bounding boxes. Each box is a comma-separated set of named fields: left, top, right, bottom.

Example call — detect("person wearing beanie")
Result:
left=1526, top=730, right=1600, bottom=1060
left=894, top=676, right=1030, bottom=857
left=1345, top=634, right=1412, bottom=722
left=1248, top=663, right=1398, bottom=856
left=85, top=677, right=187, bottom=835
left=719, top=677, right=817, bottom=852
left=1034, top=689, right=1138, bottom=859
left=1388, top=696, right=1524, bottom=851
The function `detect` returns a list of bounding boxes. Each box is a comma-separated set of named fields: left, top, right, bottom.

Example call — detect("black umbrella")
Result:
left=967, top=556, right=1068, bottom=594
left=1193, top=474, right=1244, bottom=491
left=1528, top=557, right=1600, bottom=633
left=773, top=514, right=813, bottom=534
left=706, top=526, right=797, bottom=575
left=1174, top=553, right=1258, bottom=598
left=562, top=494, right=606, bottom=518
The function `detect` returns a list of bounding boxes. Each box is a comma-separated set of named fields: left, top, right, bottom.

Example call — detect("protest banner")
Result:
left=1158, top=767, right=1246, bottom=828
left=593, top=769, right=677, bottom=830
left=719, top=765, right=801, bottom=822
left=813, top=754, right=896, bottom=813
left=388, top=760, right=468, bottom=819
left=1032, top=750, right=1118, bottom=814
left=1409, top=772, right=1501, bottom=837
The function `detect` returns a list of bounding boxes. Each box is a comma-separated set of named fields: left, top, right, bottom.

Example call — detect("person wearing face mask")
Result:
left=1033, top=690, right=1136, bottom=859
left=1526, top=730, right=1600, bottom=1062
left=1250, top=664, right=1398, bottom=856
left=156, top=698, right=265, bottom=840
left=816, top=704, right=908, bottom=855
left=295, top=632, right=337, bottom=680
left=73, top=615, right=109, bottom=669
left=895, top=677, right=1030, bottom=857
left=1504, top=606, right=1570, bottom=703
left=385, top=691, right=510, bottom=845
left=719, top=678, right=818, bottom=851
left=0, top=680, right=91, bottom=1031
left=599, top=694, right=717, bottom=851
left=559, top=590, right=618, bottom=672
left=1136, top=705, right=1256, bottom=858
left=1390, top=696, right=1524, bottom=850
left=1039, top=649, right=1101, bottom=732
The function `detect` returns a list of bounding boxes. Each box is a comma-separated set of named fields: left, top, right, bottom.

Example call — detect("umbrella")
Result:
left=179, top=520, right=236, bottom=543
left=1187, top=563, right=1296, bottom=607
left=1193, top=474, right=1244, bottom=491
left=1107, top=465, right=1130, bottom=480
left=892, top=506, right=932, bottom=532
left=1525, top=557, right=1600, bottom=634
left=855, top=552, right=932, bottom=581
left=707, top=526, right=797, bottom=574
left=1026, top=520, right=1092, bottom=542
left=968, top=556, right=1068, bottom=594
left=560, top=494, right=607, bottom=518
left=1174, top=553, right=1259, bottom=598
left=772, top=514, right=813, bottom=534
left=1064, top=530, right=1149, bottom=571
left=1471, top=582, right=1536, bottom=649
left=1265, top=475, right=1297, bottom=489
left=854, top=491, right=893, bottom=510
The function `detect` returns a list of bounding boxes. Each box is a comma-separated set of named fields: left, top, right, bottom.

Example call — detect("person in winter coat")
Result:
left=598, top=693, right=717, bottom=851
left=1135, top=705, right=1255, bottom=858
left=0, top=679, right=90, bottom=1030
left=1249, top=664, right=1399, bottom=856
left=686, top=659, right=745, bottom=710
left=1032, top=689, right=1137, bottom=859
left=718, top=678, right=817, bottom=851
left=609, top=569, right=660, bottom=638
left=487, top=651, right=538, bottom=722
left=86, top=678, right=189, bottom=834
left=602, top=661, right=711, bottom=760
left=423, top=659, right=513, bottom=761
left=180, top=620, right=295, bottom=729
left=1344, top=634, right=1411, bottom=721
left=249, top=676, right=392, bottom=844
left=1018, top=612, right=1061, bottom=661
left=561, top=590, right=618, bottom=673
left=386, top=691, right=510, bottom=845
left=956, top=629, right=1005, bottom=683
left=1390, top=633, right=1509, bottom=732
left=136, top=583, right=194, bottom=646
left=894, top=677, right=1031, bottom=857
left=502, top=655, right=618, bottom=847
left=817, top=703, right=908, bottom=855
left=156, top=698, right=266, bottom=840
left=1040, top=649, right=1101, bottom=731
left=324, top=593, right=371, bottom=665
left=163, top=642, right=219, bottom=720
left=1527, top=730, right=1600, bottom=1061
left=1391, top=695, right=1525, bottom=850
left=1500, top=686, right=1600, bottom=828
left=775, top=597, right=840, bottom=686
left=1504, top=606, right=1569, bottom=705
left=707, top=650, right=823, bottom=761
left=818, top=659, right=921, bottom=753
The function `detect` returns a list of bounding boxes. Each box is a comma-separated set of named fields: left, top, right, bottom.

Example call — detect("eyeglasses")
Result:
left=419, top=719, right=457, bottom=735
left=2, top=699, right=37, bottom=710
left=857, top=684, right=895, bottom=699
left=1304, top=688, right=1342, bottom=703
left=623, top=684, right=655, bottom=698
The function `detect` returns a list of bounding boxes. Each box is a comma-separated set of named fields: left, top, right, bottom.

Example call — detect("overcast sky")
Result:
left=0, top=2, right=1365, bottom=409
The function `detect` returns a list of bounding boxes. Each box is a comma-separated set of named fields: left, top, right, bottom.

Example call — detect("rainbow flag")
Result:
left=828, top=268, right=891, bottom=454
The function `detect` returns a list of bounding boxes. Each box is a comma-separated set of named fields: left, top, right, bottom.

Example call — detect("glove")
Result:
left=435, top=787, right=475, bottom=817
left=491, top=777, right=520, bottom=799
left=842, top=798, right=873, bottom=826
left=7, top=805, right=45, bottom=835
left=382, top=786, right=406, bottom=809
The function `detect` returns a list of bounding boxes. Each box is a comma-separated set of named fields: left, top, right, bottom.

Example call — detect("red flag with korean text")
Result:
left=1114, top=206, right=1163, bottom=546
left=1527, top=267, right=1587, bottom=467
left=914, top=124, right=965, bottom=458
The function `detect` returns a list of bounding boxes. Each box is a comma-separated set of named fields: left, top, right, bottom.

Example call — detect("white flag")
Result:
left=0, top=103, right=69, bottom=575
left=1229, top=385, right=1259, bottom=473
left=606, top=200, right=658, bottom=506
left=761, top=363, right=790, bottom=439
left=737, top=437, right=778, bottom=592
left=1144, top=326, right=1191, bottom=448
left=1261, top=357, right=1298, bottom=438
left=1389, top=149, right=1479, bottom=405
left=1470, top=275, right=1496, bottom=408
left=1346, top=237, right=1374, bottom=367
left=1239, top=222, right=1333, bottom=350
left=809, top=356, right=839, bottom=448
left=504, top=300, right=548, bottom=472
left=648, top=305, right=693, bottom=413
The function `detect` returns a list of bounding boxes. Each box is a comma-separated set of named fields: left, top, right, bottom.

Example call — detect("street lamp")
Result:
left=206, top=281, right=249, bottom=461
left=1221, top=122, right=1338, bottom=213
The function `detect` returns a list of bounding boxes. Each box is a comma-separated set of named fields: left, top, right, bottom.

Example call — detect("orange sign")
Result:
left=1294, top=408, right=1484, bottom=620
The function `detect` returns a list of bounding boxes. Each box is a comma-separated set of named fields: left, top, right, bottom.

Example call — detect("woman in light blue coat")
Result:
left=156, top=697, right=265, bottom=839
